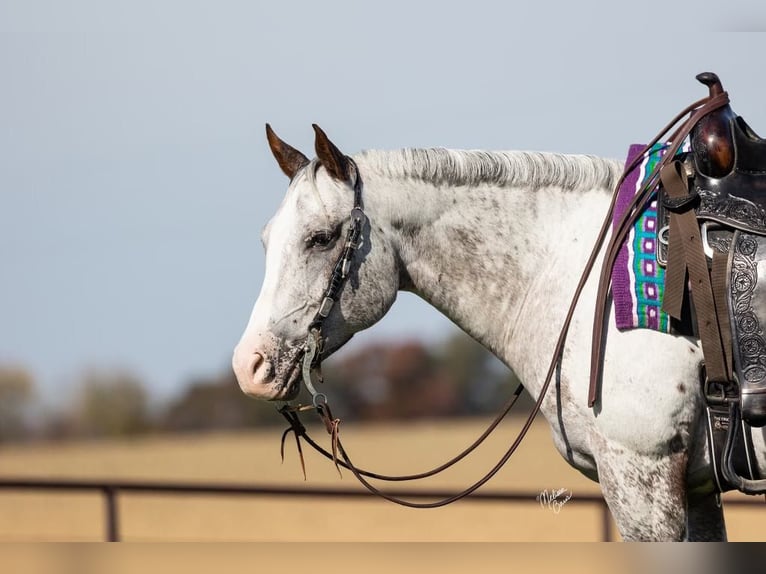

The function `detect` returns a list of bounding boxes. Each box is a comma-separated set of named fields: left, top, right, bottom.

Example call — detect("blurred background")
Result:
left=0, top=331, right=523, bottom=442
left=1, top=1, right=764, bottom=541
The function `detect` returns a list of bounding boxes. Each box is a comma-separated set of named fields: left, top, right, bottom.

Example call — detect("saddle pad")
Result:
left=611, top=143, right=677, bottom=332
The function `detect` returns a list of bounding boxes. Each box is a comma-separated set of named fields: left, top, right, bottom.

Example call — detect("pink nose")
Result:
left=232, top=348, right=273, bottom=397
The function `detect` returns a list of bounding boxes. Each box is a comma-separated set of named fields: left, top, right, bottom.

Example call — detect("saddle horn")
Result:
left=691, top=72, right=736, bottom=178
left=696, top=72, right=725, bottom=97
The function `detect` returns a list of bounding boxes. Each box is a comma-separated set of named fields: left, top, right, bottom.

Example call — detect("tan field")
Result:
left=0, top=417, right=761, bottom=542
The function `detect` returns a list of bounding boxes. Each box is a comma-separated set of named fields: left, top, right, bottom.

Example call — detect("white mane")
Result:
left=353, top=148, right=623, bottom=192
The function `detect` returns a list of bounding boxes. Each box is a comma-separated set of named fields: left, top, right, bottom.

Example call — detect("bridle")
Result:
left=298, top=158, right=366, bottom=409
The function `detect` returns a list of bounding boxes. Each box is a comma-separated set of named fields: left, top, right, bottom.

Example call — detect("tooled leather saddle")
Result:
left=655, top=73, right=766, bottom=494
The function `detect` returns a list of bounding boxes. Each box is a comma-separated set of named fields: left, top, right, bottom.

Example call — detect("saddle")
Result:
left=654, top=73, right=766, bottom=494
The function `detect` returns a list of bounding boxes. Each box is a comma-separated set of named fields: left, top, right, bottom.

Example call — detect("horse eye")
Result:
left=306, top=230, right=334, bottom=249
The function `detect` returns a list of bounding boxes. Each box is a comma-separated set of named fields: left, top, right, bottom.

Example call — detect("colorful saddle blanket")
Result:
left=611, top=142, right=688, bottom=332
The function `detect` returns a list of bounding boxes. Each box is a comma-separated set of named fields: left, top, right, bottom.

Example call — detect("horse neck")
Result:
left=358, top=150, right=619, bottom=395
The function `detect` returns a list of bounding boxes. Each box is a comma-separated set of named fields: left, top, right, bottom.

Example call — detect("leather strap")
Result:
left=318, top=397, right=543, bottom=508
left=280, top=383, right=524, bottom=485
left=711, top=248, right=734, bottom=380
left=662, top=194, right=687, bottom=320
left=660, top=161, right=728, bottom=383
left=282, top=384, right=535, bottom=508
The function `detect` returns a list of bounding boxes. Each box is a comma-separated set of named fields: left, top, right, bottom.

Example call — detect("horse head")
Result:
left=232, top=125, right=400, bottom=400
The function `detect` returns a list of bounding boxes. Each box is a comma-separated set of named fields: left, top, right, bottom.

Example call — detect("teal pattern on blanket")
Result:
left=631, top=144, right=670, bottom=332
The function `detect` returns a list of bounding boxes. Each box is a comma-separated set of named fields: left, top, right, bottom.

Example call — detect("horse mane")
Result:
left=353, top=148, right=622, bottom=192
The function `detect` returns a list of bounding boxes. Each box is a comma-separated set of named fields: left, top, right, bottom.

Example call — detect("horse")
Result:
left=231, top=123, right=766, bottom=541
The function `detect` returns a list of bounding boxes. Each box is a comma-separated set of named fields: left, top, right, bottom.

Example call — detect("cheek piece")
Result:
left=300, top=160, right=366, bottom=408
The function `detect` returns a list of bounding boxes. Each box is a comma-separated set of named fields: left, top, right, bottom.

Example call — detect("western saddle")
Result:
left=625, top=73, right=766, bottom=494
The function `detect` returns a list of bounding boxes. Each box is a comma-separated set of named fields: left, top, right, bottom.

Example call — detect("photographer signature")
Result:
left=536, top=488, right=573, bottom=514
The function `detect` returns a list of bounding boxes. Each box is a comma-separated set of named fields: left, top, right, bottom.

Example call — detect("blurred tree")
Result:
left=0, top=335, right=532, bottom=443
left=321, top=331, right=532, bottom=421
left=70, top=369, right=151, bottom=438
left=322, top=340, right=458, bottom=421
left=160, top=370, right=279, bottom=432
left=0, top=365, right=36, bottom=442
left=435, top=331, right=532, bottom=414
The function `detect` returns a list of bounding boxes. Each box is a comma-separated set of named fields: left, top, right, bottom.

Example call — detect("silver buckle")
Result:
left=318, top=297, right=334, bottom=318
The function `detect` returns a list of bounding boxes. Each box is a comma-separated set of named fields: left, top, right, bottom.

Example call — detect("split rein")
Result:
left=279, top=360, right=526, bottom=509
left=277, top=91, right=731, bottom=508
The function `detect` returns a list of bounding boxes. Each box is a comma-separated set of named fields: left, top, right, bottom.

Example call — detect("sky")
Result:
left=1, top=2, right=764, bottom=405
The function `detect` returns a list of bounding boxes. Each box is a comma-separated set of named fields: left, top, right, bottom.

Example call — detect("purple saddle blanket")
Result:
left=610, top=142, right=688, bottom=332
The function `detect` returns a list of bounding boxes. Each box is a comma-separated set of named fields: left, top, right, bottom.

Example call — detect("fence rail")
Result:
left=0, top=478, right=760, bottom=541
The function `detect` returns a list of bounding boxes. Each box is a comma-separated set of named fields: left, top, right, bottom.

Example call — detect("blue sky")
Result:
left=1, top=1, right=764, bottom=404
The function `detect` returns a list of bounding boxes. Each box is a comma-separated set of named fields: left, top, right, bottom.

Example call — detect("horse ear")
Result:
left=266, top=124, right=309, bottom=179
left=313, top=124, right=350, bottom=182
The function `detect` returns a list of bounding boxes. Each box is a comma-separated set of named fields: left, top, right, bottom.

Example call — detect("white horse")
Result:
left=232, top=124, right=766, bottom=541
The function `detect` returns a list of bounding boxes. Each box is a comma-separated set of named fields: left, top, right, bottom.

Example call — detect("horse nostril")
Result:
left=233, top=347, right=268, bottom=384
left=252, top=352, right=265, bottom=377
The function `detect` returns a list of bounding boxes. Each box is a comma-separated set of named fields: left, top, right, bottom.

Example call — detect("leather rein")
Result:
left=278, top=91, right=731, bottom=507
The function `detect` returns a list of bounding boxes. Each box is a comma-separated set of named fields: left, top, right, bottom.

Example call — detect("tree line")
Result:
left=0, top=332, right=531, bottom=443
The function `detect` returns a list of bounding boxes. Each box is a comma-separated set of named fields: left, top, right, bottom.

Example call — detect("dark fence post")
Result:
left=103, top=487, right=119, bottom=542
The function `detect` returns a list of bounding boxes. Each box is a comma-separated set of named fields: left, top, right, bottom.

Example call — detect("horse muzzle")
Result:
left=231, top=342, right=302, bottom=401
